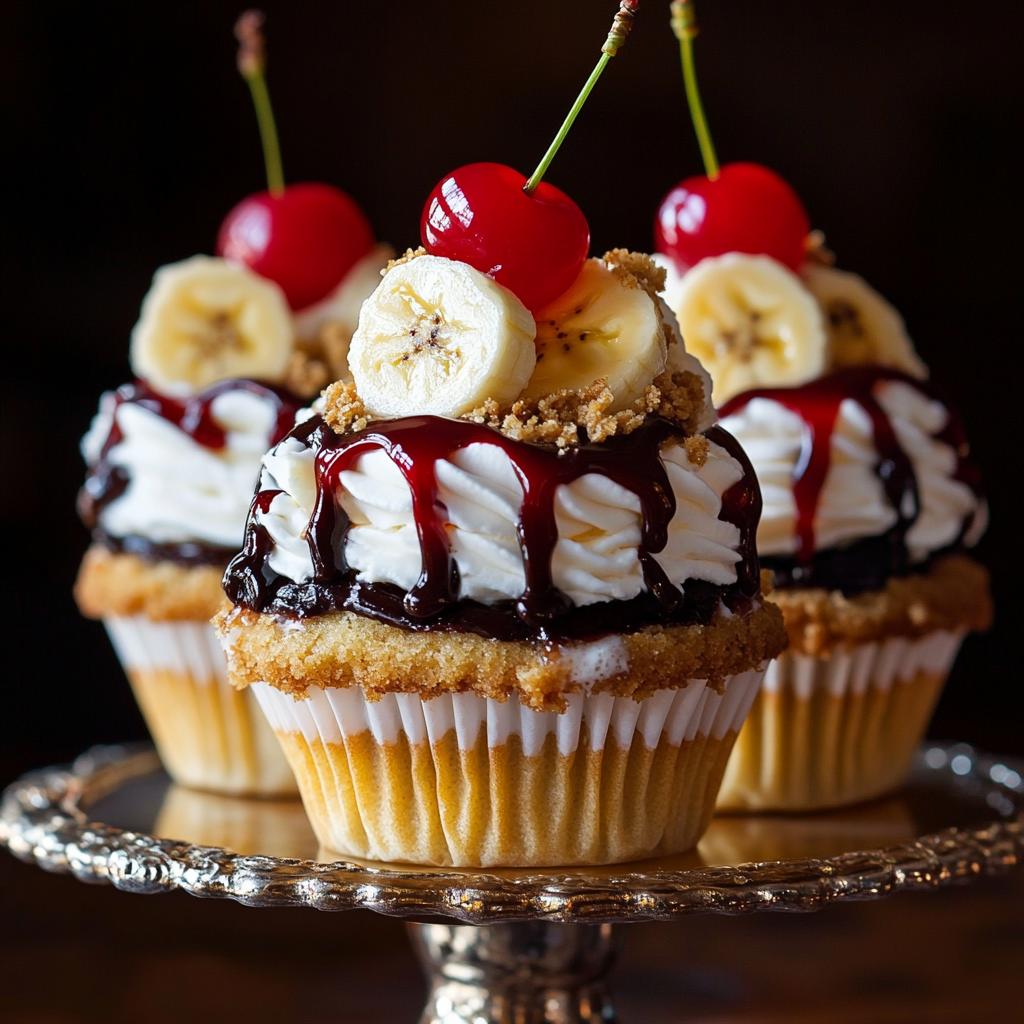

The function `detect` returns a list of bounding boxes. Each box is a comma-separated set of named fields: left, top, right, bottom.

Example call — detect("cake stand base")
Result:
left=2, top=740, right=1021, bottom=1023
left=410, top=921, right=621, bottom=1024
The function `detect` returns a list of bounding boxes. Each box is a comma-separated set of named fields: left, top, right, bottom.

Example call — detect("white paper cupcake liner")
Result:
left=104, top=615, right=297, bottom=796
left=250, top=668, right=766, bottom=866
left=717, top=629, right=966, bottom=811
left=252, top=668, right=765, bottom=756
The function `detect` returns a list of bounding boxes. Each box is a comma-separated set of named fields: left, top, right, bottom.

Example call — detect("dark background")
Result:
left=2, top=0, right=1022, bottom=786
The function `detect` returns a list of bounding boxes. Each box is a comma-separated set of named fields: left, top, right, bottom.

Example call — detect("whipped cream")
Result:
left=256, top=432, right=746, bottom=606
left=718, top=379, right=984, bottom=562
left=85, top=388, right=285, bottom=549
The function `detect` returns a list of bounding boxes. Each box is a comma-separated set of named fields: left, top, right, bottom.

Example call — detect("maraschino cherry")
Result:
left=420, top=1, right=640, bottom=314
left=215, top=11, right=375, bottom=311
left=421, top=163, right=589, bottom=315
left=654, top=1, right=810, bottom=273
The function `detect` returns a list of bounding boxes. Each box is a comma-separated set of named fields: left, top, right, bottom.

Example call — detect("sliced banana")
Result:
left=802, top=264, right=927, bottom=379
left=130, top=256, right=294, bottom=398
left=522, top=258, right=667, bottom=411
left=348, top=254, right=536, bottom=418
left=670, top=253, right=826, bottom=406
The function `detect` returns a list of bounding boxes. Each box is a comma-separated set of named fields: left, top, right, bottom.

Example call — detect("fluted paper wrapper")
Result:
left=717, top=629, right=966, bottom=811
left=251, top=669, right=765, bottom=867
left=104, top=615, right=297, bottom=796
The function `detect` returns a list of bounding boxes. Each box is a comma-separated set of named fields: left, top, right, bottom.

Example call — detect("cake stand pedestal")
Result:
left=2, top=741, right=1021, bottom=1023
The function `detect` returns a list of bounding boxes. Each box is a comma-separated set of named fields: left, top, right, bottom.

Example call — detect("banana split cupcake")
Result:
left=648, top=0, right=990, bottom=812
left=658, top=239, right=991, bottom=811
left=76, top=237, right=389, bottom=794
left=217, top=157, right=786, bottom=866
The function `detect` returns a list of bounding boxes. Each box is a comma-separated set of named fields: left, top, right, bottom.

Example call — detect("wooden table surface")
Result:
left=1, top=850, right=1021, bottom=1023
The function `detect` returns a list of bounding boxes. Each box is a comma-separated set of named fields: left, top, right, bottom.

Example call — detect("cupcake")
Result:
left=652, top=0, right=991, bottom=812
left=75, top=12, right=394, bottom=796
left=215, top=152, right=787, bottom=865
left=74, top=243, right=387, bottom=795
left=656, top=222, right=991, bottom=812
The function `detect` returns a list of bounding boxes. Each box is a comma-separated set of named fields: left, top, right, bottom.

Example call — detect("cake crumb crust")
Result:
left=214, top=600, right=787, bottom=713
left=75, top=546, right=227, bottom=622
left=770, top=554, right=993, bottom=655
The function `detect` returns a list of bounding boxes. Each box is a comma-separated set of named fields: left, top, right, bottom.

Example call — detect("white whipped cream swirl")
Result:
left=257, top=431, right=746, bottom=606
left=83, top=388, right=286, bottom=549
left=718, top=380, right=985, bottom=562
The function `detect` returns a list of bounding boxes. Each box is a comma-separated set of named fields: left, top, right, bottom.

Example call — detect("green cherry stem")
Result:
left=235, top=10, right=285, bottom=196
left=524, top=1, right=640, bottom=196
left=670, top=0, right=719, bottom=179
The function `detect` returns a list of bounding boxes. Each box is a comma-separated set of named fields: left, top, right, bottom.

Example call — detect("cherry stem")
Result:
left=524, top=1, right=639, bottom=196
left=670, top=0, right=719, bottom=179
left=235, top=10, right=285, bottom=196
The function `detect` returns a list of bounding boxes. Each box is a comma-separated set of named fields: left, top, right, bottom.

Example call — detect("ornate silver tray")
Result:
left=3, top=741, right=1021, bottom=1023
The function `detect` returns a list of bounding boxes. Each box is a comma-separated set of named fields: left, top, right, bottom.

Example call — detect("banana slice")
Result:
left=348, top=254, right=536, bottom=418
left=671, top=253, right=826, bottom=406
left=802, top=264, right=928, bottom=379
left=522, top=258, right=667, bottom=411
left=130, top=256, right=294, bottom=397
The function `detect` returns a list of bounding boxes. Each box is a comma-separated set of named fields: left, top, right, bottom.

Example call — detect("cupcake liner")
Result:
left=250, top=668, right=765, bottom=867
left=104, top=615, right=297, bottom=796
left=717, top=629, right=966, bottom=811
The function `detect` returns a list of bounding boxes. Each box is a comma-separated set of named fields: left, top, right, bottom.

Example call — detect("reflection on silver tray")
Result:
left=1, top=742, right=1021, bottom=923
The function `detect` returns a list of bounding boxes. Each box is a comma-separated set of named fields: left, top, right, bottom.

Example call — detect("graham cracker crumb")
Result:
left=285, top=322, right=356, bottom=398
left=769, top=554, right=993, bottom=655
left=322, top=380, right=371, bottom=435
left=482, top=379, right=663, bottom=447
left=285, top=349, right=330, bottom=399
left=385, top=246, right=427, bottom=274
left=683, top=434, right=709, bottom=466
left=463, top=398, right=502, bottom=425
left=214, top=600, right=786, bottom=712
left=461, top=369, right=705, bottom=449
left=75, top=546, right=227, bottom=622
left=652, top=370, right=705, bottom=434
left=602, top=249, right=666, bottom=300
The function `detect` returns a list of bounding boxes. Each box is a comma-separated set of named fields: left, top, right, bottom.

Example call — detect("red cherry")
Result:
left=420, top=162, right=590, bottom=314
left=217, top=182, right=375, bottom=311
left=654, top=162, right=810, bottom=273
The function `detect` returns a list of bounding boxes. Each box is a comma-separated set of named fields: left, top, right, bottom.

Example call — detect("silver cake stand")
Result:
left=2, top=741, right=1022, bottom=1023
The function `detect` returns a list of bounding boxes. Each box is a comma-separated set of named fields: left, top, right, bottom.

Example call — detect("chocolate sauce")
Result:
left=719, top=367, right=982, bottom=594
left=94, top=529, right=235, bottom=569
left=79, top=379, right=302, bottom=566
left=224, top=414, right=763, bottom=641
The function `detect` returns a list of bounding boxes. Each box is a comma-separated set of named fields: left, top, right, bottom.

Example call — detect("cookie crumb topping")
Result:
left=384, top=246, right=428, bottom=274
left=683, top=434, right=709, bottom=466
left=602, top=249, right=667, bottom=300
left=286, top=322, right=355, bottom=398
left=322, top=380, right=371, bottom=434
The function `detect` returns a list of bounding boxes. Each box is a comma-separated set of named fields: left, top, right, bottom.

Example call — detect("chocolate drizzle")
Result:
left=224, top=414, right=763, bottom=641
left=79, top=379, right=301, bottom=567
left=719, top=367, right=983, bottom=594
